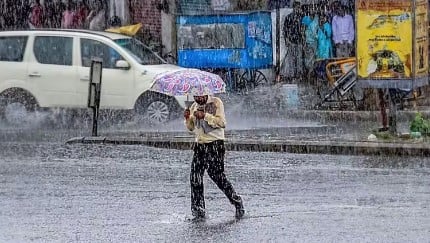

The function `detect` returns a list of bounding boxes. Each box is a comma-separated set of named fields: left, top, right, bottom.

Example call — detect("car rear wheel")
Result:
left=4, top=102, right=28, bottom=125
left=0, top=90, right=38, bottom=125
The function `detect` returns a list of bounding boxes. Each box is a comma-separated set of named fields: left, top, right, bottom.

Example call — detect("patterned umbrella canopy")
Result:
left=150, top=69, right=226, bottom=96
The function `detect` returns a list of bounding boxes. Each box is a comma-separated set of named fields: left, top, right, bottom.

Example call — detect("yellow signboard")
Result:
left=357, top=0, right=413, bottom=79
left=414, top=0, right=429, bottom=77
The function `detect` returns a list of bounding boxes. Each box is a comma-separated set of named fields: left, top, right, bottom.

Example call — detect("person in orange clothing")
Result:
left=184, top=95, right=245, bottom=220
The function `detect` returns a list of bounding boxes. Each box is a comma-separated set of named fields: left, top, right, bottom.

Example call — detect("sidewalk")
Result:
left=66, top=84, right=430, bottom=157
left=66, top=115, right=430, bottom=157
left=220, top=83, right=430, bottom=123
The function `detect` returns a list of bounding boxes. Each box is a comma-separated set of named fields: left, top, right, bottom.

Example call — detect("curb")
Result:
left=241, top=109, right=430, bottom=123
left=66, top=136, right=430, bottom=157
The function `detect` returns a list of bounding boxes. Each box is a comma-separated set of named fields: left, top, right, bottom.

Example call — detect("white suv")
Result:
left=0, top=29, right=187, bottom=124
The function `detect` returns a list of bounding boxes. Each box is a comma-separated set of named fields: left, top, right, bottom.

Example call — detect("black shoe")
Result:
left=192, top=207, right=206, bottom=220
left=234, top=198, right=245, bottom=219
left=191, top=215, right=206, bottom=222
left=235, top=205, right=245, bottom=219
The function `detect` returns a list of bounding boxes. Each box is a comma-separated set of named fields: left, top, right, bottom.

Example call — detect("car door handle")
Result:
left=80, top=76, right=89, bottom=81
left=29, top=72, right=41, bottom=77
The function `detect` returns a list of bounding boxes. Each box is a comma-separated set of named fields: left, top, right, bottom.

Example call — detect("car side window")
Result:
left=80, top=39, right=124, bottom=69
left=34, top=36, right=73, bottom=66
left=0, top=36, right=28, bottom=62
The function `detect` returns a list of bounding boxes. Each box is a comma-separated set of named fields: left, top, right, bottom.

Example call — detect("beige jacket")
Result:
left=184, top=96, right=226, bottom=144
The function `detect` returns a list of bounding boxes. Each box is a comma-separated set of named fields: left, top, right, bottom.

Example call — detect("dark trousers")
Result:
left=190, top=140, right=241, bottom=214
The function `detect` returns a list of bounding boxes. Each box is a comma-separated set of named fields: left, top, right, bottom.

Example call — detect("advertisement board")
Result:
left=357, top=0, right=412, bottom=80
left=356, top=0, right=429, bottom=89
left=414, top=0, right=429, bottom=77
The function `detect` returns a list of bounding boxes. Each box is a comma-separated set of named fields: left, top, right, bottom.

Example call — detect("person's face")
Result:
left=94, top=1, right=102, bottom=10
left=293, top=3, right=300, bottom=12
left=194, top=95, right=208, bottom=105
left=310, top=6, right=317, bottom=16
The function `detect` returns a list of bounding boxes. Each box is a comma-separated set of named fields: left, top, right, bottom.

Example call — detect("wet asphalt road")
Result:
left=1, top=132, right=430, bottom=242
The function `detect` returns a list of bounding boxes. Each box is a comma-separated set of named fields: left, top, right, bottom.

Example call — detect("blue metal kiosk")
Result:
left=176, top=11, right=273, bottom=91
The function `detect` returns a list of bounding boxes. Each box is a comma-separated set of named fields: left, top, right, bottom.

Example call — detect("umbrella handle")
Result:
left=185, top=96, right=193, bottom=109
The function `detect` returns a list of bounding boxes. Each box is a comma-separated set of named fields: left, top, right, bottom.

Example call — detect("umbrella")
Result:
left=150, top=69, right=226, bottom=97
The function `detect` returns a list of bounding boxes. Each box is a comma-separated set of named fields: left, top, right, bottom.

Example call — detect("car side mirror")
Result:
left=116, top=60, right=130, bottom=70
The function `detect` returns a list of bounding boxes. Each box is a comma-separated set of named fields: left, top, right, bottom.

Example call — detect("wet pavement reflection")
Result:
left=1, top=133, right=429, bottom=242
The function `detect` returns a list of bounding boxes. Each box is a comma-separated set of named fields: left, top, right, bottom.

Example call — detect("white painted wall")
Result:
left=271, top=7, right=292, bottom=66
left=161, top=0, right=178, bottom=57
left=109, top=0, right=130, bottom=25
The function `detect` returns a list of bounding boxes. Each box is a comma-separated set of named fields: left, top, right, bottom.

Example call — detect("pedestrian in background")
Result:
left=46, top=0, right=65, bottom=28
left=184, top=95, right=245, bottom=220
left=2, top=0, right=17, bottom=30
left=281, top=1, right=304, bottom=82
left=301, top=5, right=319, bottom=80
left=87, top=0, right=107, bottom=31
left=331, top=4, right=354, bottom=58
left=17, top=1, right=31, bottom=29
left=75, top=0, right=89, bottom=29
left=61, top=0, right=76, bottom=29
left=29, top=0, right=44, bottom=29
left=316, top=14, right=333, bottom=59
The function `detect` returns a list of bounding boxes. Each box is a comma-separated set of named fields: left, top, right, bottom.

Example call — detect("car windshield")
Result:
left=114, top=38, right=166, bottom=65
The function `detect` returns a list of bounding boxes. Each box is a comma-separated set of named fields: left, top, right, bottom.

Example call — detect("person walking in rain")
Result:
left=184, top=95, right=245, bottom=220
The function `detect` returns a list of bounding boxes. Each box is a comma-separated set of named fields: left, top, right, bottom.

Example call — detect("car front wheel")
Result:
left=135, top=93, right=179, bottom=124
